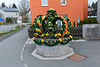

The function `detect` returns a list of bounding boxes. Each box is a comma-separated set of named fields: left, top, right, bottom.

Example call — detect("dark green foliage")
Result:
left=73, top=37, right=80, bottom=40
left=88, top=17, right=93, bottom=24
left=77, top=17, right=98, bottom=26
left=93, top=18, right=98, bottom=24
left=73, top=21, right=76, bottom=27
left=92, top=2, right=97, bottom=9
left=12, top=3, right=17, bottom=8
left=1, top=3, right=6, bottom=8
left=46, top=8, right=57, bottom=17
left=6, top=18, right=12, bottom=23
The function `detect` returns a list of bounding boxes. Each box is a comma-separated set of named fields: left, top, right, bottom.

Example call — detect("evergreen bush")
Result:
left=6, top=18, right=12, bottom=23
left=77, top=17, right=98, bottom=26
left=73, top=21, right=76, bottom=27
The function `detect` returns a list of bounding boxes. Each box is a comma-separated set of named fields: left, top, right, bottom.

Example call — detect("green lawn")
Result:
left=72, top=37, right=80, bottom=40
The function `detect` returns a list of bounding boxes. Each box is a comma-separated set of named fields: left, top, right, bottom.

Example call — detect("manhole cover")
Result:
left=68, top=54, right=87, bottom=62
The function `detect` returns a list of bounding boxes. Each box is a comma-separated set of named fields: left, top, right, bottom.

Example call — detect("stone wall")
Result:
left=83, top=24, right=100, bottom=40
left=97, top=0, right=100, bottom=23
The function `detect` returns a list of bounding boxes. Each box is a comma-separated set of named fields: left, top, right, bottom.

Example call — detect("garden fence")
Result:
left=28, top=26, right=83, bottom=38
left=70, top=26, right=82, bottom=37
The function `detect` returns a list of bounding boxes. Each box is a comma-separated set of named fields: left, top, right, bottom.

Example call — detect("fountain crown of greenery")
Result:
left=33, top=8, right=72, bottom=46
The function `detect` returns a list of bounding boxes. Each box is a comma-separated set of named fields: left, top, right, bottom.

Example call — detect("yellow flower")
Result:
left=68, top=32, right=70, bottom=34
left=50, top=8, right=54, bottom=11
left=59, top=38, right=62, bottom=42
left=33, top=37, right=35, bottom=40
left=70, top=35, right=72, bottom=38
left=55, top=34, right=58, bottom=37
left=42, top=34, right=44, bottom=36
left=58, top=33, right=61, bottom=36
left=34, top=33, right=38, bottom=35
left=65, top=32, right=67, bottom=34
left=46, top=33, right=49, bottom=36
left=52, top=9, right=54, bottom=11
left=41, top=39, right=44, bottom=43
left=66, top=31, right=70, bottom=34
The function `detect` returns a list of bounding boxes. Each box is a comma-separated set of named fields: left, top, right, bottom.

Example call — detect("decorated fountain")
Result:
left=32, top=8, right=75, bottom=60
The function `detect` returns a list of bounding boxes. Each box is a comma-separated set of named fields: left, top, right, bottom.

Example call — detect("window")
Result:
left=61, top=0, right=66, bottom=6
left=78, top=17, right=80, bottom=23
left=56, top=15, right=67, bottom=27
left=59, top=15, right=67, bottom=18
left=42, top=0, right=48, bottom=6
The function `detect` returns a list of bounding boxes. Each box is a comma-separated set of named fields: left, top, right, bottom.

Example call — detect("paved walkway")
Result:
left=0, top=26, right=100, bottom=67
left=0, top=27, right=28, bottom=67
left=23, top=40, right=100, bottom=67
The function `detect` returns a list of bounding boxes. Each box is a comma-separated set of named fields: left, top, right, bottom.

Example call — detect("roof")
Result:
left=88, top=8, right=93, bottom=11
left=88, top=9, right=97, bottom=12
left=1, top=8, right=19, bottom=12
left=88, top=9, right=97, bottom=16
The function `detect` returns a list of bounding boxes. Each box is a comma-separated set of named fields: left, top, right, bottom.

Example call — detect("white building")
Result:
left=0, top=7, right=19, bottom=22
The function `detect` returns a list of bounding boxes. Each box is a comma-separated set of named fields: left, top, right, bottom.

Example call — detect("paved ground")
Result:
left=0, top=26, right=100, bottom=67
left=23, top=41, right=100, bottom=67
left=0, top=27, right=28, bottom=67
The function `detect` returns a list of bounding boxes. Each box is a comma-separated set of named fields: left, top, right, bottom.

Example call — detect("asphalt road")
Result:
left=0, top=26, right=28, bottom=67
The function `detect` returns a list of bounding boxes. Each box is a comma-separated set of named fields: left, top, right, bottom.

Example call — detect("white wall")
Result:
left=0, top=9, right=5, bottom=19
left=4, top=12, right=19, bottom=18
left=0, top=9, right=19, bottom=19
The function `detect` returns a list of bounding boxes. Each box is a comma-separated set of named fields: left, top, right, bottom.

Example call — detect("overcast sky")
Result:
left=0, top=0, right=98, bottom=7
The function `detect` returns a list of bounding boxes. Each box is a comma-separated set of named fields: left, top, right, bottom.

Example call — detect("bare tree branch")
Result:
left=19, top=0, right=30, bottom=16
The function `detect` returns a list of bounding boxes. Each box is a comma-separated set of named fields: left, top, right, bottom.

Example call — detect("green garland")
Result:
left=65, top=18, right=71, bottom=32
left=52, top=16, right=68, bottom=37
left=60, top=38, right=72, bottom=45
left=44, top=41, right=59, bottom=47
left=34, top=39, right=42, bottom=45
left=33, top=36, right=72, bottom=47
left=33, top=8, right=72, bottom=47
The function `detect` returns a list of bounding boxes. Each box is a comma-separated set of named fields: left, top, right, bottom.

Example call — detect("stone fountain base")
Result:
left=32, top=43, right=75, bottom=60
